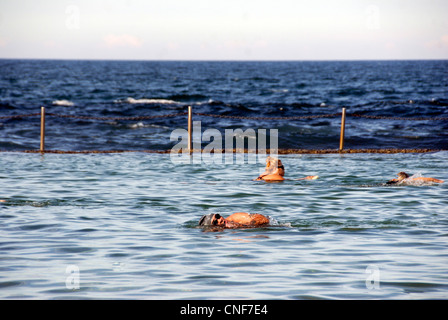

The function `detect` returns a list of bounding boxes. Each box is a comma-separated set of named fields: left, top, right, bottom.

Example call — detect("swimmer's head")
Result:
left=198, top=214, right=213, bottom=226
left=265, top=157, right=285, bottom=176
left=198, top=213, right=225, bottom=227
left=397, top=172, right=410, bottom=180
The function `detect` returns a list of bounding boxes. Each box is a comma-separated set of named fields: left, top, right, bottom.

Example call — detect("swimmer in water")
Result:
left=386, top=171, right=444, bottom=185
left=255, top=156, right=285, bottom=181
left=198, top=212, right=270, bottom=229
left=255, top=156, right=318, bottom=181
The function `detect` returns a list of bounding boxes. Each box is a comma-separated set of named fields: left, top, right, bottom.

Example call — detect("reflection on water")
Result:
left=0, top=152, right=447, bottom=299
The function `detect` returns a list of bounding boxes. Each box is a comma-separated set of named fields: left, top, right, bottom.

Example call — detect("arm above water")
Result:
left=411, top=177, right=444, bottom=183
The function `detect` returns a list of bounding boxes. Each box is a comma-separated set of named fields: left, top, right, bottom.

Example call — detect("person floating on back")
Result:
left=255, top=156, right=318, bottom=181
left=387, top=172, right=444, bottom=185
left=198, top=212, right=270, bottom=229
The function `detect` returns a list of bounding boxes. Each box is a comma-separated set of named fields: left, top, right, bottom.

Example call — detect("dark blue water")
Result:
left=1, top=60, right=447, bottom=151
left=1, top=60, right=448, bottom=300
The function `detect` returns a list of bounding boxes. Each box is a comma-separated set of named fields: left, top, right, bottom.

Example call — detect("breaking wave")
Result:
left=115, top=97, right=180, bottom=104
left=52, top=100, right=75, bottom=107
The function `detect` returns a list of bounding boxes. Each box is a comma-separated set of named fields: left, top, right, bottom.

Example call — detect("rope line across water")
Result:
left=1, top=111, right=447, bottom=121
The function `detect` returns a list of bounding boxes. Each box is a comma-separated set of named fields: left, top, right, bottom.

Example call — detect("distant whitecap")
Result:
left=116, top=97, right=179, bottom=104
left=52, top=100, right=75, bottom=107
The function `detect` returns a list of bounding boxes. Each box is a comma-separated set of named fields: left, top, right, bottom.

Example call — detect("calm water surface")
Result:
left=0, top=152, right=447, bottom=299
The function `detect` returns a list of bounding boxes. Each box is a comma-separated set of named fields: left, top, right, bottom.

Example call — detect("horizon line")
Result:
left=1, top=57, right=447, bottom=62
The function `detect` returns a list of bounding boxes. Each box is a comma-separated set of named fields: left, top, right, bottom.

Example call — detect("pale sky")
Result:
left=0, top=0, right=447, bottom=60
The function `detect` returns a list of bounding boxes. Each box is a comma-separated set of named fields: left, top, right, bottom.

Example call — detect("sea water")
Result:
left=0, top=151, right=447, bottom=299
left=1, top=60, right=447, bottom=299
left=1, top=60, right=447, bottom=151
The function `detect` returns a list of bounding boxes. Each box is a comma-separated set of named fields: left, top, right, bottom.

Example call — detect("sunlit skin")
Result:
left=199, top=213, right=270, bottom=229
left=387, top=171, right=444, bottom=185
left=255, top=156, right=318, bottom=181
left=256, top=157, right=285, bottom=181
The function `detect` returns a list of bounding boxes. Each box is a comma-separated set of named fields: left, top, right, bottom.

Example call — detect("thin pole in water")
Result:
left=187, top=106, right=192, bottom=154
left=40, top=106, right=45, bottom=153
left=339, top=107, right=346, bottom=152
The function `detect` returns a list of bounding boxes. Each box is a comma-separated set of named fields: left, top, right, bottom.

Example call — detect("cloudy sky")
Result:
left=0, top=0, right=447, bottom=60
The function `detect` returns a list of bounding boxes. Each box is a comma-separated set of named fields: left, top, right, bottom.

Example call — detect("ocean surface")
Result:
left=0, top=60, right=447, bottom=300
left=0, top=59, right=447, bottom=151
left=0, top=152, right=447, bottom=299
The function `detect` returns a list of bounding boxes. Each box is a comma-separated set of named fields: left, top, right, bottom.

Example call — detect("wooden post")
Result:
left=40, top=106, right=45, bottom=153
left=187, top=106, right=192, bottom=154
left=339, top=107, right=346, bottom=152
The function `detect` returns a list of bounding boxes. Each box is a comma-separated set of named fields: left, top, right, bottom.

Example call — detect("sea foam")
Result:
left=116, top=97, right=179, bottom=104
left=52, top=100, right=75, bottom=107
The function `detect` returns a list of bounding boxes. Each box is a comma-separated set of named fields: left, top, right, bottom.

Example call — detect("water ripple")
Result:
left=0, top=152, right=447, bottom=299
